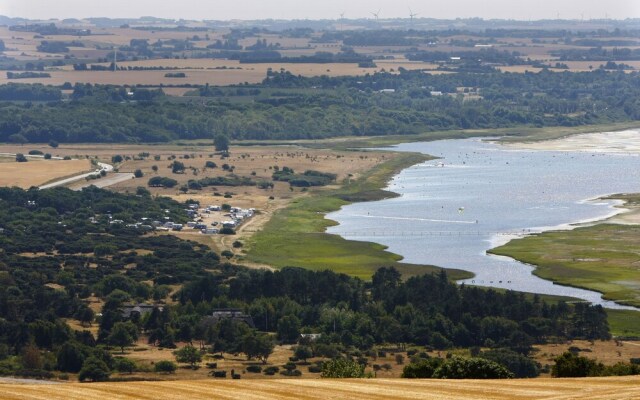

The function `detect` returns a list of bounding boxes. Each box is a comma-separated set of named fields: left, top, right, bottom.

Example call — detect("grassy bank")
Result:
left=490, top=223, right=640, bottom=308
left=607, top=309, right=640, bottom=338
left=245, top=152, right=472, bottom=280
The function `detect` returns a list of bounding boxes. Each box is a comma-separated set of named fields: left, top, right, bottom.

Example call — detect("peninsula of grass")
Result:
left=490, top=222, right=640, bottom=308
left=245, top=152, right=472, bottom=281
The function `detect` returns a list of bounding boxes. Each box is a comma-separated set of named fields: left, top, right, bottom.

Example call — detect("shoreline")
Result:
left=244, top=151, right=473, bottom=281
left=485, top=130, right=640, bottom=308
left=487, top=193, right=640, bottom=310
left=248, top=127, right=640, bottom=306
left=328, top=132, right=640, bottom=309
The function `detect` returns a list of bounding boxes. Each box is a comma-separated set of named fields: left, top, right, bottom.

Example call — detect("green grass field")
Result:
left=490, top=223, right=640, bottom=308
left=607, top=309, right=640, bottom=338
left=245, top=152, right=472, bottom=281
left=487, top=192, right=640, bottom=336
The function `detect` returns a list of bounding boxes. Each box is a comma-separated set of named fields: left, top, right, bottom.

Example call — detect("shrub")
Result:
left=78, top=357, right=111, bottom=382
left=552, top=352, right=602, bottom=377
left=402, top=358, right=443, bottom=378
left=148, top=176, right=178, bottom=188
left=211, top=370, right=227, bottom=378
left=480, top=348, right=540, bottom=378
left=114, top=357, right=137, bottom=374
left=246, top=365, right=262, bottom=373
left=308, top=365, right=322, bottom=373
left=282, top=362, right=297, bottom=371
left=154, top=360, right=177, bottom=374
left=432, top=356, right=514, bottom=379
left=28, top=150, right=43, bottom=155
left=294, top=346, right=313, bottom=362
left=321, top=358, right=366, bottom=378
left=280, top=369, right=302, bottom=376
left=263, top=366, right=279, bottom=375
left=134, top=169, right=144, bottom=178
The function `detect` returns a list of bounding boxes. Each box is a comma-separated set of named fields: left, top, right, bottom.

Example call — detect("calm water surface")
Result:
left=327, top=138, right=640, bottom=310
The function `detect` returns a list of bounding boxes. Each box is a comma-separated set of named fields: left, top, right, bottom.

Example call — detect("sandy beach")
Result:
left=504, top=129, right=640, bottom=154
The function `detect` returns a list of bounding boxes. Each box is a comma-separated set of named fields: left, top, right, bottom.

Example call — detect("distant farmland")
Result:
left=0, top=59, right=441, bottom=87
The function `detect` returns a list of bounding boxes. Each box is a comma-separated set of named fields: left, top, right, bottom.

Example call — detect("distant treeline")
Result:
left=36, top=40, right=85, bottom=54
left=0, top=69, right=639, bottom=143
left=206, top=49, right=374, bottom=64
left=0, top=83, right=61, bottom=101
left=406, top=48, right=526, bottom=65
left=9, top=23, right=91, bottom=36
left=551, top=47, right=640, bottom=61
left=6, top=72, right=51, bottom=80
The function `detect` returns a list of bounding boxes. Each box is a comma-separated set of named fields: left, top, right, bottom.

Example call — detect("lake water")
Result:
left=327, top=138, right=640, bottom=310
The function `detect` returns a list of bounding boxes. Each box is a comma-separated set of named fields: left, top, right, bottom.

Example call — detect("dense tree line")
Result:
left=0, top=83, right=61, bottom=101
left=0, top=187, right=615, bottom=380
left=406, top=48, right=526, bottom=65
left=1, top=68, right=639, bottom=143
left=551, top=47, right=640, bottom=61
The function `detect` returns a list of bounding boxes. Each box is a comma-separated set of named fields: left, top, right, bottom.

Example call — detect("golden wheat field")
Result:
left=1, top=377, right=639, bottom=400
left=0, top=158, right=91, bottom=188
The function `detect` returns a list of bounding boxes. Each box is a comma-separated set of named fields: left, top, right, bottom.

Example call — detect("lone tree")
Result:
left=15, top=153, right=28, bottom=162
left=108, top=322, right=137, bottom=353
left=154, top=360, right=177, bottom=374
left=294, top=345, right=313, bottom=363
left=173, top=345, right=202, bottom=368
left=214, top=134, right=230, bottom=154
left=171, top=161, right=185, bottom=174
left=241, top=331, right=275, bottom=364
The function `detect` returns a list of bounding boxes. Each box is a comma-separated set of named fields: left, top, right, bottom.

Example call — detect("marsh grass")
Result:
left=245, top=152, right=471, bottom=280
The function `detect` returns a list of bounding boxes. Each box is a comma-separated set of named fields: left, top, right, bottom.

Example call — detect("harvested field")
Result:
left=0, top=57, right=440, bottom=86
left=0, top=158, right=91, bottom=188
left=0, top=377, right=639, bottom=400
left=533, top=339, right=640, bottom=367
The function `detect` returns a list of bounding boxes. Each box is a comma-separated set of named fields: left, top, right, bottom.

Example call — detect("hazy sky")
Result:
left=2, top=0, right=639, bottom=21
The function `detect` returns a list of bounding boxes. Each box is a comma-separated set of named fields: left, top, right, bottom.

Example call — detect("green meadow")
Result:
left=245, top=152, right=472, bottom=280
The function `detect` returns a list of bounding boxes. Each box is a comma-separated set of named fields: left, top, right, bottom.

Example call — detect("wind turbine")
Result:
left=409, top=7, right=419, bottom=27
left=338, top=12, right=345, bottom=31
left=371, top=9, right=381, bottom=22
